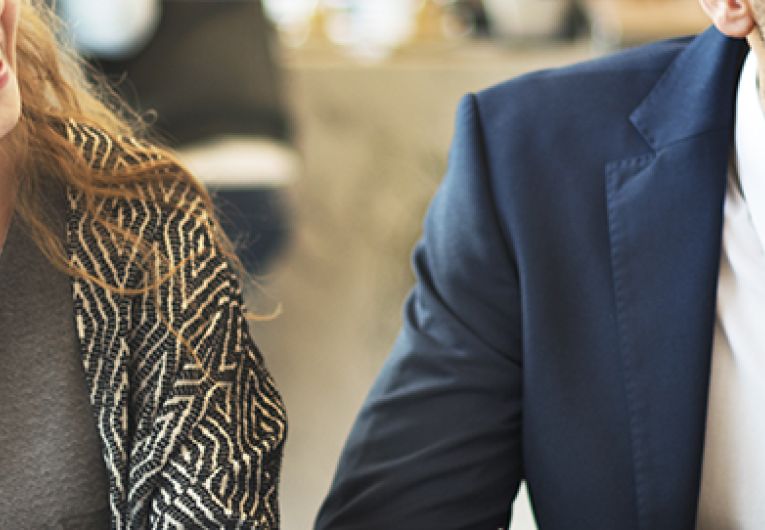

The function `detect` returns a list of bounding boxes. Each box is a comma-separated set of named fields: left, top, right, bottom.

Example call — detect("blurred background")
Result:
left=56, top=1, right=709, bottom=528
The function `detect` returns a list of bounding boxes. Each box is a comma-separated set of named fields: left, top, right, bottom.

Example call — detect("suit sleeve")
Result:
left=316, top=93, right=524, bottom=530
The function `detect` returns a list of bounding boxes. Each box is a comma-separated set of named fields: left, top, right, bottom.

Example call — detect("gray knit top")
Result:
left=0, top=209, right=110, bottom=528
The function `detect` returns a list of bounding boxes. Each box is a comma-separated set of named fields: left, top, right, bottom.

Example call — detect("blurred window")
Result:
left=59, top=0, right=161, bottom=59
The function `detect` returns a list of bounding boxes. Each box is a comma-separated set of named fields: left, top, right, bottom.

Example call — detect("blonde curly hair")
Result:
left=10, top=0, right=238, bottom=294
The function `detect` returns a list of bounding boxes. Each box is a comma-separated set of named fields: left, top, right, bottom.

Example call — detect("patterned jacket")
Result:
left=63, top=121, right=287, bottom=528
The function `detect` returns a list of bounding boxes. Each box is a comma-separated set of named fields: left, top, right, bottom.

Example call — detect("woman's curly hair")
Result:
left=11, top=0, right=240, bottom=295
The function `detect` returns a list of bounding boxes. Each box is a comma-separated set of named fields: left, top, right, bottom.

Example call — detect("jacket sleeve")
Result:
left=315, top=93, right=524, bottom=530
left=136, top=184, right=287, bottom=528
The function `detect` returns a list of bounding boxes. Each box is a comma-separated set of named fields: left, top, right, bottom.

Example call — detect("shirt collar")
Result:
left=734, top=51, right=765, bottom=249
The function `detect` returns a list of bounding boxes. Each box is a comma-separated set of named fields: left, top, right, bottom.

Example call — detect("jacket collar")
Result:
left=630, top=26, right=748, bottom=150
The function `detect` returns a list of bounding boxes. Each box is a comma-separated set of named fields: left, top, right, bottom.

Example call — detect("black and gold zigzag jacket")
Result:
left=62, top=121, right=287, bottom=528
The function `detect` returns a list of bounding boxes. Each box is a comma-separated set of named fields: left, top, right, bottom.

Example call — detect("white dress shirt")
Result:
left=697, top=51, right=765, bottom=529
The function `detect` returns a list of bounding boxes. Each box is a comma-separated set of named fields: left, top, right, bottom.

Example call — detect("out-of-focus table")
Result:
left=253, top=40, right=607, bottom=530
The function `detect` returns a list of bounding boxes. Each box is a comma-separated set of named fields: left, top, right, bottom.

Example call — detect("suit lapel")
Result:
left=606, top=28, right=747, bottom=530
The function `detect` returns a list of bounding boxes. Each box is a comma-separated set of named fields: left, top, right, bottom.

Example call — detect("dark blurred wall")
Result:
left=93, top=0, right=291, bottom=147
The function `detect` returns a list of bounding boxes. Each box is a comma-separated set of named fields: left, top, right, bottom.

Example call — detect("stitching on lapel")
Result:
left=606, top=153, right=655, bottom=530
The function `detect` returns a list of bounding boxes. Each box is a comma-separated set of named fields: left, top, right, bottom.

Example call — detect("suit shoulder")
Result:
left=474, top=36, right=692, bottom=127
left=479, top=35, right=691, bottom=99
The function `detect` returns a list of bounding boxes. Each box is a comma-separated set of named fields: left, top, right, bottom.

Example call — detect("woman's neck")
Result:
left=0, top=170, right=16, bottom=252
left=0, top=205, right=12, bottom=253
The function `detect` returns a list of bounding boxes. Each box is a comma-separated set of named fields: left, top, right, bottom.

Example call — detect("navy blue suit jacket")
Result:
left=316, top=28, right=749, bottom=530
